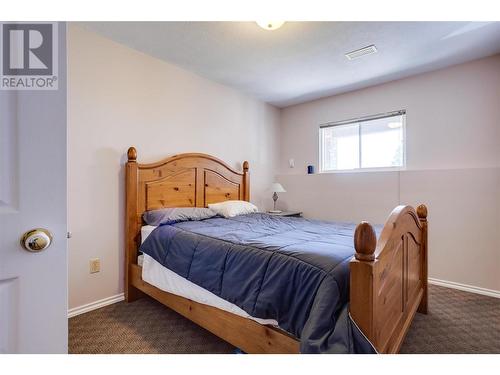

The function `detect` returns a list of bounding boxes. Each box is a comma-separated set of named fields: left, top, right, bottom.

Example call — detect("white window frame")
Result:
left=319, top=110, right=406, bottom=173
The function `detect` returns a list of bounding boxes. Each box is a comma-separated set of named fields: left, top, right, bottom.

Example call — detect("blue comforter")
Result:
left=140, top=213, right=377, bottom=353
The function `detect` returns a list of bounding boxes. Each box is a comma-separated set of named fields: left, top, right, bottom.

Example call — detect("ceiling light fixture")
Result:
left=256, top=21, right=285, bottom=31
left=345, top=45, right=378, bottom=60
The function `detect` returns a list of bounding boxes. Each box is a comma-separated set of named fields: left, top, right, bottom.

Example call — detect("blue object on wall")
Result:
left=307, top=165, right=314, bottom=174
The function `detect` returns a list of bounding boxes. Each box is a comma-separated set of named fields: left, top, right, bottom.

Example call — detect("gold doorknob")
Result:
left=20, top=228, right=53, bottom=252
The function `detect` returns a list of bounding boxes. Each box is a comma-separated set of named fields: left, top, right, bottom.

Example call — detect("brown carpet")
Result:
left=69, top=284, right=500, bottom=354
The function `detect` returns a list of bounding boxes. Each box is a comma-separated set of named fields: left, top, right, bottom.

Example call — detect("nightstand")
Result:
left=267, top=211, right=303, bottom=218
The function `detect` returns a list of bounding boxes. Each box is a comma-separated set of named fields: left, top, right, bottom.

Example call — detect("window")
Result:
left=320, top=111, right=405, bottom=172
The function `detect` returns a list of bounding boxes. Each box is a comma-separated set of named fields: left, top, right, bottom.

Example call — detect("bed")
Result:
left=124, top=147, right=428, bottom=353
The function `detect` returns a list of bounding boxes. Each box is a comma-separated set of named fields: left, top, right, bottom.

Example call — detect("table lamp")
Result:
left=269, top=182, right=286, bottom=213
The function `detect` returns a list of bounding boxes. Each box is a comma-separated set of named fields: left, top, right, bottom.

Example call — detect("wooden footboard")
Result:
left=350, top=204, right=428, bottom=353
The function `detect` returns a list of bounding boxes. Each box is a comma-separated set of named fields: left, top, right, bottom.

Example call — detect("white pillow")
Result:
left=208, top=200, right=258, bottom=218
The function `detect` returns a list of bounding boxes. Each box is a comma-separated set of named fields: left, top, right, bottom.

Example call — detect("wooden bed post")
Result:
left=350, top=222, right=377, bottom=345
left=242, top=161, right=250, bottom=202
left=353, top=222, right=377, bottom=261
left=417, top=204, right=428, bottom=314
left=125, top=146, right=144, bottom=302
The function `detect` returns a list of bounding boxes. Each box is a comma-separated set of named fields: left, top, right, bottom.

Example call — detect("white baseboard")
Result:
left=67, top=278, right=498, bottom=319
left=428, top=278, right=500, bottom=299
left=68, top=293, right=125, bottom=318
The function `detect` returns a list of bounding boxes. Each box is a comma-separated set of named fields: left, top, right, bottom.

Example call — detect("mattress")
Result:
left=138, top=227, right=278, bottom=327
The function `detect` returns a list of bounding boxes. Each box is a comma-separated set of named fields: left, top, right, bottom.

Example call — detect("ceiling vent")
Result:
left=345, top=45, right=378, bottom=60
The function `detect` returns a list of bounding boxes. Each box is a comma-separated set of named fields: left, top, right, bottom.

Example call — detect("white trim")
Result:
left=68, top=293, right=125, bottom=318
left=429, top=278, right=500, bottom=299
left=66, top=278, right=499, bottom=319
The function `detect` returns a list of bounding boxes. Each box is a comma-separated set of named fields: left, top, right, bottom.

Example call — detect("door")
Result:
left=0, top=22, right=67, bottom=353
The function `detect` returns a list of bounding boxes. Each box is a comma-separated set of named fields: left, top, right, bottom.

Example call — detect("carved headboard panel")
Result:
left=125, top=147, right=250, bottom=265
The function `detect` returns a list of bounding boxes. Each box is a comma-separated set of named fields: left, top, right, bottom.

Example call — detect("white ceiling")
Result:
left=80, top=22, right=500, bottom=107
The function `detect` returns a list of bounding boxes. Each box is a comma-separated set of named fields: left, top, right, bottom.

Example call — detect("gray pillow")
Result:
left=143, top=207, right=217, bottom=226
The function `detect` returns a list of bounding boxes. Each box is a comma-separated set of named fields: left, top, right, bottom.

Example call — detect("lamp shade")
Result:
left=270, top=182, right=286, bottom=193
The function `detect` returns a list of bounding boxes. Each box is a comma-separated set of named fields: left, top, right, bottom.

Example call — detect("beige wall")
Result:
left=68, top=25, right=500, bottom=309
left=278, top=55, right=500, bottom=292
left=67, top=25, right=281, bottom=309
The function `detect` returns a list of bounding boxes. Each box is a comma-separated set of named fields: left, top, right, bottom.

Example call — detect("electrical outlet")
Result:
left=89, top=258, right=100, bottom=274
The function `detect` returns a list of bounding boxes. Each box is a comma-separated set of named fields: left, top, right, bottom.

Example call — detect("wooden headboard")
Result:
left=125, top=146, right=250, bottom=269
